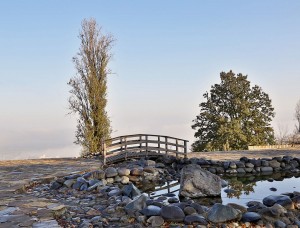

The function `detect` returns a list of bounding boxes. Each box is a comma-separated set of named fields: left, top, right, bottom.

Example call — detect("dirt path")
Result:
left=0, top=158, right=101, bottom=227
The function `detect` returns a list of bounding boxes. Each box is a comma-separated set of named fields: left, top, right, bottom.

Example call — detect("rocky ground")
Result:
left=1, top=150, right=300, bottom=227
left=0, top=158, right=101, bottom=227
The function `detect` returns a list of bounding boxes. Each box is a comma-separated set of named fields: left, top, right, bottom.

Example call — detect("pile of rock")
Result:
left=119, top=190, right=300, bottom=227
left=50, top=155, right=300, bottom=193
left=188, top=155, right=300, bottom=174
left=44, top=155, right=300, bottom=227
left=49, top=160, right=164, bottom=192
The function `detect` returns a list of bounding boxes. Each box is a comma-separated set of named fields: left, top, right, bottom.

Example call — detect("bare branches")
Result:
left=295, top=99, right=300, bottom=133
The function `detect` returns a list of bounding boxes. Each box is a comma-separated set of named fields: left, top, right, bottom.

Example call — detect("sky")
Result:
left=0, top=1, right=299, bottom=160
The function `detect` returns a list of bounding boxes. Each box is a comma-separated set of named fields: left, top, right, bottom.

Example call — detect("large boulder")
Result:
left=105, top=167, right=118, bottom=178
left=122, top=183, right=141, bottom=199
left=261, top=167, right=273, bottom=173
left=64, top=179, right=76, bottom=188
left=269, top=160, right=281, bottom=168
left=50, top=181, right=62, bottom=190
left=292, top=195, right=300, bottom=209
left=241, top=212, right=261, bottom=223
left=184, top=214, right=208, bottom=225
left=263, top=195, right=293, bottom=209
left=147, top=216, right=164, bottom=227
left=124, top=194, right=148, bottom=214
left=161, top=205, right=185, bottom=222
left=140, top=205, right=161, bottom=216
left=247, top=201, right=267, bottom=212
left=207, top=203, right=242, bottom=223
left=179, top=164, right=221, bottom=198
left=258, top=203, right=287, bottom=220
left=117, top=167, right=130, bottom=176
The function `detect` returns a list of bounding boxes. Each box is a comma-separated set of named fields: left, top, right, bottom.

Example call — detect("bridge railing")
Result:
left=102, top=134, right=189, bottom=164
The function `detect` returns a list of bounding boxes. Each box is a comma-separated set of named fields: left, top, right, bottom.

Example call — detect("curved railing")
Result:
left=103, top=134, right=189, bottom=164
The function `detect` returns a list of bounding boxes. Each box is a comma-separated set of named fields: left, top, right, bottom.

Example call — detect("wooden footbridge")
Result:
left=102, top=134, right=189, bottom=165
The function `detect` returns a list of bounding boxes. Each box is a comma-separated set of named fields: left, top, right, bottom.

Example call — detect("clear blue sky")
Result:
left=0, top=1, right=299, bottom=159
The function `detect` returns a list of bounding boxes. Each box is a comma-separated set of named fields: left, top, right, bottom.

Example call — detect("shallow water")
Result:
left=222, top=173, right=300, bottom=205
left=145, top=172, right=300, bottom=206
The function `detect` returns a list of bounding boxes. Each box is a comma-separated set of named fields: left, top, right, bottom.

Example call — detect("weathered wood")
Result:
left=184, top=140, right=187, bottom=159
left=158, top=136, right=161, bottom=154
left=165, top=137, right=168, bottom=155
left=145, top=135, right=148, bottom=154
left=109, top=140, right=186, bottom=150
left=102, top=134, right=189, bottom=165
left=107, top=146, right=187, bottom=155
left=103, top=142, right=107, bottom=165
left=109, top=134, right=187, bottom=142
left=139, top=135, right=142, bottom=152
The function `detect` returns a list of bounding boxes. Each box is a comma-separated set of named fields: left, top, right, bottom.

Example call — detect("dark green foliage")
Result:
left=192, top=70, right=275, bottom=151
left=68, top=19, right=114, bottom=156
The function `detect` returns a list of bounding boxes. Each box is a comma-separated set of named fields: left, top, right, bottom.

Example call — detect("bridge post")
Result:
left=165, top=137, right=168, bottom=155
left=120, top=137, right=122, bottom=152
left=139, top=135, right=142, bottom=152
left=145, top=135, right=148, bottom=157
left=184, top=140, right=188, bottom=159
left=176, top=139, right=178, bottom=158
left=103, top=142, right=107, bottom=165
left=158, top=136, right=161, bottom=154
left=124, top=137, right=127, bottom=150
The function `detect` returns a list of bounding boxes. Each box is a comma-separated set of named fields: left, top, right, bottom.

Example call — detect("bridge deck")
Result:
left=105, top=150, right=167, bottom=164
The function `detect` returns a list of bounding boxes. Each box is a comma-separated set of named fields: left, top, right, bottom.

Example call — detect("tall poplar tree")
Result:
left=192, top=70, right=275, bottom=151
left=68, top=19, right=114, bottom=156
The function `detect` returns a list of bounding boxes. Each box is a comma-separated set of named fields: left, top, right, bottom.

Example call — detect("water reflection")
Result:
left=141, top=180, right=180, bottom=198
left=144, top=171, right=300, bottom=206
left=223, top=178, right=256, bottom=199
left=221, top=172, right=300, bottom=205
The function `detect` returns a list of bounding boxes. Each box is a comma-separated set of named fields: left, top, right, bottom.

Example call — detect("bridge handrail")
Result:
left=107, top=146, right=187, bottom=155
left=108, top=139, right=187, bottom=149
left=102, top=133, right=189, bottom=164
left=107, top=134, right=189, bottom=143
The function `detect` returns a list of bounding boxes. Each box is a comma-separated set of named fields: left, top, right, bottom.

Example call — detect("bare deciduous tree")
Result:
left=276, top=124, right=289, bottom=145
left=68, top=18, right=114, bottom=156
left=295, top=99, right=300, bottom=133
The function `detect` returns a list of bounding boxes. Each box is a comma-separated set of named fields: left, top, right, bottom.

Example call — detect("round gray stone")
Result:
left=105, top=167, right=118, bottom=178
left=183, top=206, right=196, bottom=215
left=117, top=167, right=130, bottom=176
left=140, top=205, right=161, bottom=216
left=263, top=195, right=293, bottom=209
left=241, top=212, right=261, bottom=223
left=207, top=203, right=242, bottom=223
left=184, top=214, right=208, bottom=225
left=161, top=205, right=185, bottom=222
left=147, top=216, right=164, bottom=227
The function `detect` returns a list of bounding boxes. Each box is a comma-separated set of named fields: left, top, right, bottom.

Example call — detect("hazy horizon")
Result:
left=1, top=1, right=300, bottom=160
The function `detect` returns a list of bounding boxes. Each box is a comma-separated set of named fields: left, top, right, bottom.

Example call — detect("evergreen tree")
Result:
left=192, top=70, right=275, bottom=151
